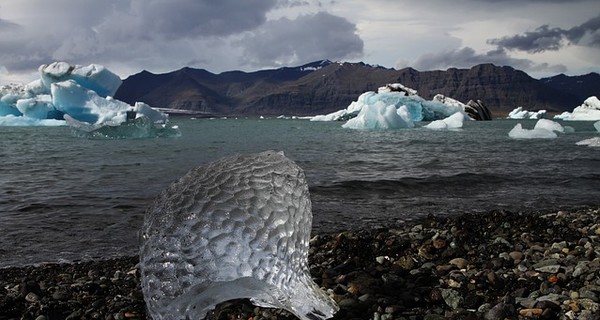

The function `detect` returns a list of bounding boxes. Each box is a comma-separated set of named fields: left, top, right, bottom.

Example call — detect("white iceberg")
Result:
left=312, top=84, right=468, bottom=128
left=424, top=112, right=466, bottom=130
left=534, top=118, right=565, bottom=133
left=575, top=121, right=600, bottom=147
left=508, top=118, right=565, bottom=139
left=509, top=123, right=557, bottom=139
left=507, top=107, right=547, bottom=119
left=576, top=137, right=600, bottom=147
left=554, top=96, right=600, bottom=121
left=342, top=102, right=415, bottom=130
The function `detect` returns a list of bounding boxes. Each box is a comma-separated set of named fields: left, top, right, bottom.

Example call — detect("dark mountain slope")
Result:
left=541, top=73, right=600, bottom=103
left=114, top=61, right=599, bottom=116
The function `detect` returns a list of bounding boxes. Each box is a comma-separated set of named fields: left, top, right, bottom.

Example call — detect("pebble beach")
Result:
left=1, top=207, right=599, bottom=320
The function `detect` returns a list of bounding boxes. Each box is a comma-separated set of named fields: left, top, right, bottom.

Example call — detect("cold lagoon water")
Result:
left=1, top=118, right=599, bottom=267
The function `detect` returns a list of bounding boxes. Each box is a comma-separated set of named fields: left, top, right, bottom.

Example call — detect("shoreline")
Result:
left=1, top=207, right=599, bottom=319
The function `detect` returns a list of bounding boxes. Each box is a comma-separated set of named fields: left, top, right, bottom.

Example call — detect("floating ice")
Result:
left=507, top=107, right=547, bottom=119
left=534, top=119, right=565, bottom=133
left=342, top=102, right=415, bottom=130
left=554, top=96, right=600, bottom=121
left=576, top=137, right=600, bottom=147
left=0, top=83, right=27, bottom=116
left=508, top=119, right=565, bottom=139
left=140, top=151, right=338, bottom=320
left=51, top=80, right=167, bottom=125
left=311, top=84, right=466, bottom=124
left=594, top=120, right=600, bottom=132
left=424, top=112, right=465, bottom=130
left=0, top=62, right=173, bottom=135
left=66, top=115, right=180, bottom=139
left=0, top=114, right=65, bottom=126
left=39, top=62, right=122, bottom=97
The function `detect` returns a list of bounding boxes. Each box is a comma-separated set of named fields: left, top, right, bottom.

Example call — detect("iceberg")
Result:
left=554, top=96, right=600, bottom=121
left=534, top=118, right=565, bottom=133
left=509, top=123, right=557, bottom=139
left=312, top=83, right=470, bottom=129
left=66, top=115, right=181, bottom=139
left=140, top=151, right=338, bottom=320
left=507, top=107, right=547, bottom=119
left=0, top=114, right=65, bottom=126
left=51, top=79, right=167, bottom=125
left=39, top=62, right=122, bottom=97
left=342, top=102, right=415, bottom=130
left=576, top=137, right=600, bottom=147
left=508, top=119, right=564, bottom=139
left=424, top=112, right=466, bottom=130
left=0, top=83, right=28, bottom=116
left=576, top=120, right=600, bottom=147
left=0, top=62, right=177, bottom=137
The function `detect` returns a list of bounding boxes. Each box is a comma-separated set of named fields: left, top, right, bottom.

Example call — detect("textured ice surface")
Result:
left=140, top=151, right=338, bottom=320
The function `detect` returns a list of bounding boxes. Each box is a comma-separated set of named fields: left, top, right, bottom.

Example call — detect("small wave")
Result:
left=310, top=172, right=511, bottom=195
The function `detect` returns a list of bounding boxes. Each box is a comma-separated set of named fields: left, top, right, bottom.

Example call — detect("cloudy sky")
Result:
left=1, top=0, right=599, bottom=83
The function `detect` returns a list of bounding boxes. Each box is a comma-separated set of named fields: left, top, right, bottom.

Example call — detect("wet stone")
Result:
left=449, top=257, right=468, bottom=269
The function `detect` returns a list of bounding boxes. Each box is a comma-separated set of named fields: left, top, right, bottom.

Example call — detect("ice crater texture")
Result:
left=140, top=151, right=338, bottom=320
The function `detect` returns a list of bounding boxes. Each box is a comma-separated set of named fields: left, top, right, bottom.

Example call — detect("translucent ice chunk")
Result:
left=140, top=151, right=338, bottom=320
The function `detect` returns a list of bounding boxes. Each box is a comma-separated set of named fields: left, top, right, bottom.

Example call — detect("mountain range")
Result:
left=114, top=60, right=600, bottom=117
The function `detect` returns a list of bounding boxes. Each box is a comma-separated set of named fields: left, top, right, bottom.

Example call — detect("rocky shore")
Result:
left=1, top=207, right=599, bottom=320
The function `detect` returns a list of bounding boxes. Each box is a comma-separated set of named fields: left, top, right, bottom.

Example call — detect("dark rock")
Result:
left=465, top=100, right=493, bottom=120
left=484, top=302, right=516, bottom=320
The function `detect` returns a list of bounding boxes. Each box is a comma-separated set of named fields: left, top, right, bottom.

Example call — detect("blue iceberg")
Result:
left=0, top=61, right=179, bottom=138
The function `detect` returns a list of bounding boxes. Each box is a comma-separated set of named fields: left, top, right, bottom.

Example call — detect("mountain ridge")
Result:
left=114, top=61, right=599, bottom=116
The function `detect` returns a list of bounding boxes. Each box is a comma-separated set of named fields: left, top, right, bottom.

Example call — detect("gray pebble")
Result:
left=25, top=292, right=39, bottom=303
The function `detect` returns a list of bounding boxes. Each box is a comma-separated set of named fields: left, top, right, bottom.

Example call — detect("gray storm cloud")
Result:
left=95, top=0, right=278, bottom=41
left=411, top=47, right=566, bottom=74
left=489, top=14, right=600, bottom=53
left=238, top=12, right=364, bottom=67
left=0, top=0, right=363, bottom=75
